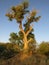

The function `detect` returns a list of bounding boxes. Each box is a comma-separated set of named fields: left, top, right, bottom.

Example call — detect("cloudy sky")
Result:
left=0, top=0, right=49, bottom=43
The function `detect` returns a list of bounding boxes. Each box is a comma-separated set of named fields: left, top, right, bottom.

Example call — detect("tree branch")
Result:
left=19, top=22, right=25, bottom=35
left=26, top=26, right=32, bottom=36
left=27, top=38, right=33, bottom=44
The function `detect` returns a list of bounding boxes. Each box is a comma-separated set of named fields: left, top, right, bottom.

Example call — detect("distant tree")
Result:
left=6, top=1, right=41, bottom=52
left=37, top=42, right=49, bottom=57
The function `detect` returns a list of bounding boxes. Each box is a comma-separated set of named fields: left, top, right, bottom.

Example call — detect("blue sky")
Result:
left=0, top=0, right=49, bottom=43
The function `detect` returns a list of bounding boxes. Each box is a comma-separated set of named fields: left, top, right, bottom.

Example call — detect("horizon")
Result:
left=0, top=0, right=49, bottom=43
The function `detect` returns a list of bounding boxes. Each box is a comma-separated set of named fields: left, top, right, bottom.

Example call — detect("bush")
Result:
left=0, top=43, right=20, bottom=59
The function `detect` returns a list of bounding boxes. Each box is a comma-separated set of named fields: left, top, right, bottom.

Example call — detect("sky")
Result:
left=0, top=0, right=49, bottom=43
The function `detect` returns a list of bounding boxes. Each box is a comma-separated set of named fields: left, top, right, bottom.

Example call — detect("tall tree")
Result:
left=6, top=1, right=41, bottom=52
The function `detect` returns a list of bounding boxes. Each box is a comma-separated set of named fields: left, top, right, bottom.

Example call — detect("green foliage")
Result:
left=9, top=32, right=19, bottom=43
left=26, top=10, right=41, bottom=23
left=27, top=33, right=34, bottom=40
left=0, top=43, right=20, bottom=59
left=18, top=31, right=24, bottom=40
left=6, top=1, right=29, bottom=23
left=9, top=32, right=24, bottom=49
left=37, top=42, right=49, bottom=57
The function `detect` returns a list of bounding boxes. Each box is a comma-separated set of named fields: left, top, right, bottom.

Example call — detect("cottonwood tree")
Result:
left=6, top=1, right=41, bottom=52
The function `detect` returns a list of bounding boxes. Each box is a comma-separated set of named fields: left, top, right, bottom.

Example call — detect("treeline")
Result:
left=0, top=41, right=49, bottom=59
left=0, top=42, right=49, bottom=65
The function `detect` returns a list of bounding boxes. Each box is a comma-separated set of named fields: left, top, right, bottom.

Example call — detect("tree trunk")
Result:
left=19, top=22, right=33, bottom=53
left=23, top=35, right=29, bottom=52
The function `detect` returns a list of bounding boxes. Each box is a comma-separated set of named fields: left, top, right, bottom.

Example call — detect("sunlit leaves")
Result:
left=37, top=42, right=49, bottom=56
left=6, top=1, right=29, bottom=23
left=22, top=1, right=29, bottom=9
left=11, top=6, right=16, bottom=12
left=30, top=10, right=37, bottom=17
left=26, top=10, right=41, bottom=23
left=6, top=13, right=14, bottom=21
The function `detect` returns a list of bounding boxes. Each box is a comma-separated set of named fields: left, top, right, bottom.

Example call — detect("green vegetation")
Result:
left=0, top=42, right=49, bottom=65
left=37, top=42, right=49, bottom=57
left=0, top=43, right=20, bottom=59
left=0, top=1, right=49, bottom=65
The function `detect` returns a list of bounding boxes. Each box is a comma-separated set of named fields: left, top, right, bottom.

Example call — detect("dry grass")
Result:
left=0, top=52, right=49, bottom=65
